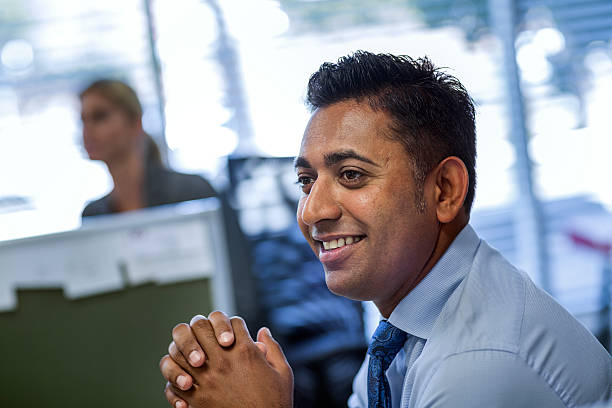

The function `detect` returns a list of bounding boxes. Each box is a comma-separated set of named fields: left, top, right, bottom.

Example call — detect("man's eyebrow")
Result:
left=293, top=150, right=381, bottom=170
left=324, top=150, right=380, bottom=168
left=294, top=156, right=312, bottom=169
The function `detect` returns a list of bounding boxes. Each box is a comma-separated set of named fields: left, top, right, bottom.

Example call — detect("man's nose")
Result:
left=299, top=178, right=341, bottom=226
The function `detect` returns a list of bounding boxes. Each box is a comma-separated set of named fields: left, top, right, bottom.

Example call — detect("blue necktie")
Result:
left=367, top=320, right=408, bottom=408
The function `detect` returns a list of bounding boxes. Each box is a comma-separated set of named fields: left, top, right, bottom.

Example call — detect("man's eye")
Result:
left=296, top=176, right=314, bottom=187
left=341, top=170, right=363, bottom=182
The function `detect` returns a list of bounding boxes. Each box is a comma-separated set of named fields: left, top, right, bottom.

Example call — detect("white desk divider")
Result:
left=0, top=198, right=235, bottom=315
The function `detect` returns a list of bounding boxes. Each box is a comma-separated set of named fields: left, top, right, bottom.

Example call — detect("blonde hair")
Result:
left=80, top=79, right=163, bottom=165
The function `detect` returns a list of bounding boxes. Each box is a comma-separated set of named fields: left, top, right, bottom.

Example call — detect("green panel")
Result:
left=0, top=280, right=213, bottom=408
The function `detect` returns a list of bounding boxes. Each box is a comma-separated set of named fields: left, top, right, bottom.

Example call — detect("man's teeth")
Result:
left=322, top=236, right=362, bottom=250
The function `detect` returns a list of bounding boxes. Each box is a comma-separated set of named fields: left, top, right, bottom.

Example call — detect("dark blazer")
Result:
left=82, top=162, right=217, bottom=217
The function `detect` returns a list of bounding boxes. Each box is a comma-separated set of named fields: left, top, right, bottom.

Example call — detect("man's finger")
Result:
left=256, top=327, right=291, bottom=374
left=254, top=341, right=267, bottom=356
left=190, top=315, right=221, bottom=360
left=169, top=342, right=195, bottom=375
left=169, top=383, right=198, bottom=406
left=164, top=381, right=188, bottom=408
left=173, top=321, right=205, bottom=367
left=159, top=355, right=193, bottom=391
left=208, top=310, right=235, bottom=347
left=229, top=316, right=253, bottom=343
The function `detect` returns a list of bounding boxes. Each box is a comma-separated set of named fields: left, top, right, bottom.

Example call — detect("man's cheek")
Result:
left=351, top=187, right=380, bottom=208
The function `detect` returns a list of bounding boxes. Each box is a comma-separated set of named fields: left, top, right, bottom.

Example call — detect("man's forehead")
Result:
left=304, top=101, right=384, bottom=137
left=301, top=104, right=386, bottom=145
left=296, top=100, right=397, bottom=170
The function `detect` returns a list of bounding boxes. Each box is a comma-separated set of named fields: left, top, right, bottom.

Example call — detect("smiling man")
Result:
left=159, top=52, right=611, bottom=408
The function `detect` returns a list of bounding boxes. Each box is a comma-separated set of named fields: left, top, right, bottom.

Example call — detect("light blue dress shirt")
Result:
left=348, top=225, right=611, bottom=408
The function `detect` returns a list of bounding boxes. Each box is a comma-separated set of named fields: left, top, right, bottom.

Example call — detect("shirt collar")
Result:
left=387, top=224, right=481, bottom=340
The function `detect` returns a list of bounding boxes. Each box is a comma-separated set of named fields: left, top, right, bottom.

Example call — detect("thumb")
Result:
left=257, top=327, right=290, bottom=372
left=254, top=341, right=267, bottom=356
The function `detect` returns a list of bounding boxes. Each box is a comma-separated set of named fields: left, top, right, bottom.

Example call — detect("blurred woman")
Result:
left=80, top=79, right=216, bottom=217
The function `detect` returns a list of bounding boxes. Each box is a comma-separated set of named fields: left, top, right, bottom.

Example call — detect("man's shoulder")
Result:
left=414, top=345, right=609, bottom=408
left=428, top=239, right=529, bottom=353
left=437, top=238, right=607, bottom=352
left=417, top=239, right=611, bottom=407
left=415, top=349, right=567, bottom=408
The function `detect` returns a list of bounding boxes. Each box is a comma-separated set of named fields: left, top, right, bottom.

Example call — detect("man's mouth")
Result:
left=314, top=235, right=366, bottom=265
left=319, top=235, right=365, bottom=251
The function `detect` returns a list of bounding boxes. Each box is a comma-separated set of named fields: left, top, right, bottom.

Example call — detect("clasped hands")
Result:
left=159, top=311, right=294, bottom=408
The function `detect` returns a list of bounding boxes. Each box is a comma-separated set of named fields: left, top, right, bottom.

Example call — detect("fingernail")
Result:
left=176, top=375, right=188, bottom=390
left=189, top=350, right=201, bottom=365
left=175, top=401, right=186, bottom=408
left=264, top=327, right=272, bottom=337
left=220, top=332, right=233, bottom=344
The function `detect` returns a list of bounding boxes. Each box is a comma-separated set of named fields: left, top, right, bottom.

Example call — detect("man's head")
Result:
left=295, top=51, right=476, bottom=313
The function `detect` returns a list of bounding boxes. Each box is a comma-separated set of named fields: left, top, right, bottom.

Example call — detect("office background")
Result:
left=1, top=0, right=612, bottom=407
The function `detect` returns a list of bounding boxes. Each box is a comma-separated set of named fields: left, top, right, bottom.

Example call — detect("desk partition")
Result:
left=0, top=198, right=234, bottom=408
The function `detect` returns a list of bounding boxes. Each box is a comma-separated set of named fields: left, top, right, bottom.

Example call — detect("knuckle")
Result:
left=200, top=371, right=217, bottom=389
left=208, top=310, right=226, bottom=320
left=196, top=393, right=210, bottom=406
left=172, top=323, right=189, bottom=339
left=168, top=342, right=180, bottom=360
left=229, top=316, right=245, bottom=324
left=236, top=341, right=254, bottom=357
left=164, top=386, right=172, bottom=402
left=164, top=384, right=178, bottom=406
left=285, top=365, right=294, bottom=381
left=216, top=357, right=230, bottom=374
left=190, top=316, right=210, bottom=330
left=159, top=354, right=170, bottom=370
left=229, top=316, right=246, bottom=330
left=189, top=314, right=206, bottom=326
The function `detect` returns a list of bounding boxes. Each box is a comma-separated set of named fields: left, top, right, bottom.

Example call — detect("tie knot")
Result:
left=367, top=320, right=407, bottom=370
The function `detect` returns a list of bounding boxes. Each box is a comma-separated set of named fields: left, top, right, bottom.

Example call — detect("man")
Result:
left=159, top=52, right=611, bottom=407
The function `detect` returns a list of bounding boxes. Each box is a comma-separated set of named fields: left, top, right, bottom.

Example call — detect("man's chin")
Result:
left=324, top=269, right=371, bottom=301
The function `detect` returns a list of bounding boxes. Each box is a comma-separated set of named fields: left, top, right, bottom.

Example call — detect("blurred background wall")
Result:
left=1, top=0, right=612, bottom=407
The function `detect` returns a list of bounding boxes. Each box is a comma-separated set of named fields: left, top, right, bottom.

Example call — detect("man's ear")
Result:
left=432, top=156, right=469, bottom=224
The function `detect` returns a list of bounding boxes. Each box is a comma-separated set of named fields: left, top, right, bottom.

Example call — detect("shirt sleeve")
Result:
left=348, top=354, right=369, bottom=408
left=417, top=350, right=567, bottom=408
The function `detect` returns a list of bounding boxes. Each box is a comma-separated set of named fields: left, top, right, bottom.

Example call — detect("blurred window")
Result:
left=2, top=0, right=612, bottom=241
left=0, top=0, right=164, bottom=240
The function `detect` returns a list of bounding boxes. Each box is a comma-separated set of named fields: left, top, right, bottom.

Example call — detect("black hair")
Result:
left=306, top=51, right=477, bottom=213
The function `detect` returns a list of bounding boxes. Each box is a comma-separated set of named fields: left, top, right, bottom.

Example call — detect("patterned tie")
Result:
left=367, top=320, right=408, bottom=408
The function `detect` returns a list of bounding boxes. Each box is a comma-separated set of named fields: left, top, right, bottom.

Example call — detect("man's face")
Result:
left=296, top=100, right=440, bottom=304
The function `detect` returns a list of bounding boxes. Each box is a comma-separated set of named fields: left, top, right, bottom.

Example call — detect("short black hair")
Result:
left=306, top=51, right=477, bottom=213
